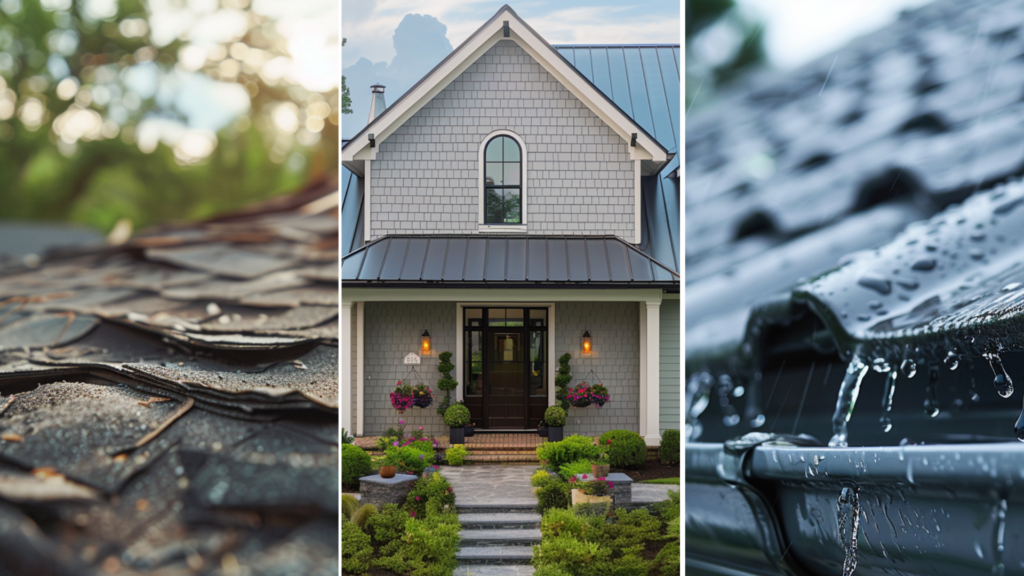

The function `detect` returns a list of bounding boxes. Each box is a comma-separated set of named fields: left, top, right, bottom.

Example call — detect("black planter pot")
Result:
left=465, top=425, right=475, bottom=437
left=450, top=426, right=465, bottom=445
left=538, top=427, right=549, bottom=438
left=548, top=426, right=564, bottom=442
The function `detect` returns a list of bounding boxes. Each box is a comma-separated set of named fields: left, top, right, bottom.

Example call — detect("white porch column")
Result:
left=341, top=301, right=353, bottom=434
left=356, top=302, right=365, bottom=436
left=638, top=302, right=647, bottom=437
left=643, top=299, right=662, bottom=446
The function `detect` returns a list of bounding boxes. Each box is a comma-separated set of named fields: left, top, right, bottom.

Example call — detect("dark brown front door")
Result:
left=485, top=331, right=525, bottom=428
left=463, top=307, right=548, bottom=429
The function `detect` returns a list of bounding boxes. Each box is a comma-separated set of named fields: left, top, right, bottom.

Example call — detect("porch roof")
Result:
left=341, top=234, right=679, bottom=289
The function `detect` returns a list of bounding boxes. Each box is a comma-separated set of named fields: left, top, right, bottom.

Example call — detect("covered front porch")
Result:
left=342, top=289, right=673, bottom=445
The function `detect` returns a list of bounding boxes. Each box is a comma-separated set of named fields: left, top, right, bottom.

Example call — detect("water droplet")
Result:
left=751, top=414, right=766, bottom=428
left=896, top=279, right=919, bottom=290
left=837, top=487, right=861, bottom=576
left=880, top=416, right=893, bottom=432
left=900, top=358, right=917, bottom=378
left=969, top=248, right=984, bottom=260
left=944, top=351, right=959, bottom=371
left=872, top=357, right=890, bottom=372
left=970, top=232, right=986, bottom=242
left=880, top=371, right=897, bottom=434
left=1002, top=282, right=1022, bottom=292
left=912, top=259, right=937, bottom=271
left=868, top=300, right=883, bottom=309
left=723, top=414, right=741, bottom=427
left=858, top=274, right=892, bottom=294
left=985, top=353, right=1014, bottom=398
left=733, top=385, right=745, bottom=397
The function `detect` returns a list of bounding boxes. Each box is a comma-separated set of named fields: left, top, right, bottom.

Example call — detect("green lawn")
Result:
left=639, top=477, right=679, bottom=484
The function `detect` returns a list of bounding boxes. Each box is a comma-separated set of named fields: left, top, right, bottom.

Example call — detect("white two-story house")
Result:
left=341, top=5, right=679, bottom=445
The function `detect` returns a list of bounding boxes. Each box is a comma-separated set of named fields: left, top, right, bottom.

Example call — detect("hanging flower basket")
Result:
left=590, top=383, right=610, bottom=408
left=391, top=380, right=415, bottom=412
left=412, top=383, right=434, bottom=408
left=568, top=382, right=593, bottom=408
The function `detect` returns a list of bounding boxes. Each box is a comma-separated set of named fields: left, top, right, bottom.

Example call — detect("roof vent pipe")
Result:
left=368, top=84, right=386, bottom=124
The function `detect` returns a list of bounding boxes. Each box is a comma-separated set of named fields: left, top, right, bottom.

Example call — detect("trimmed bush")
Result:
left=443, top=403, right=471, bottom=427
left=531, top=469, right=554, bottom=488
left=341, top=516, right=373, bottom=574
left=599, top=508, right=662, bottom=553
left=384, top=446, right=432, bottom=476
left=598, top=430, right=647, bottom=469
left=655, top=517, right=680, bottom=576
left=544, top=405, right=567, bottom=427
left=374, top=514, right=461, bottom=576
left=536, top=435, right=601, bottom=469
left=350, top=503, right=377, bottom=529
left=342, top=493, right=359, bottom=519
left=365, top=503, right=407, bottom=546
left=534, top=566, right=574, bottom=576
left=342, top=444, right=371, bottom=487
left=540, top=508, right=605, bottom=540
left=532, top=533, right=610, bottom=573
left=659, top=429, right=680, bottom=465
left=406, top=472, right=456, bottom=518
left=558, top=459, right=594, bottom=481
left=651, top=490, right=680, bottom=522
left=536, top=478, right=570, bottom=515
left=446, top=444, right=468, bottom=466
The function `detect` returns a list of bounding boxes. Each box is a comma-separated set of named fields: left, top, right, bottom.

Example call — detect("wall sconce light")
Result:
left=421, top=330, right=431, bottom=355
left=582, top=330, right=592, bottom=356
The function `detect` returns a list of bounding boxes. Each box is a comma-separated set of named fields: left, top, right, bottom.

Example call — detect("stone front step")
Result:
left=455, top=546, right=534, bottom=565
left=456, top=503, right=536, bottom=515
left=465, top=453, right=538, bottom=463
left=459, top=528, right=541, bottom=547
left=453, top=565, right=535, bottom=575
left=459, top=512, right=541, bottom=530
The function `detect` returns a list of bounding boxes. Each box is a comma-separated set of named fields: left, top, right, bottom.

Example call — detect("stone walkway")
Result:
left=441, top=464, right=538, bottom=506
left=634, top=483, right=677, bottom=504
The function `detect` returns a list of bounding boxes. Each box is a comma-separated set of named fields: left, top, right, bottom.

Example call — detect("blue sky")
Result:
left=341, top=1, right=680, bottom=138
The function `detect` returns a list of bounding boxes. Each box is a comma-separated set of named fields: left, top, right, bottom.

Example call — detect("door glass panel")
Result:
left=529, top=330, right=546, bottom=396
left=505, top=308, right=524, bottom=326
left=466, top=330, right=482, bottom=396
left=529, top=309, right=547, bottom=323
left=488, top=308, right=506, bottom=326
left=493, top=332, right=521, bottom=362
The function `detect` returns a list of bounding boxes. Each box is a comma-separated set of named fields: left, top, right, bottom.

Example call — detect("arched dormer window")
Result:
left=478, top=130, right=527, bottom=230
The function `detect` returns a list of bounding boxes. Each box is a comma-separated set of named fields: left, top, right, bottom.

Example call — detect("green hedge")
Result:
left=342, top=444, right=371, bottom=487
left=659, top=429, right=680, bottom=465
left=341, top=515, right=373, bottom=574
left=536, top=478, right=570, bottom=515
left=536, top=435, right=601, bottom=469
left=598, top=430, right=647, bottom=469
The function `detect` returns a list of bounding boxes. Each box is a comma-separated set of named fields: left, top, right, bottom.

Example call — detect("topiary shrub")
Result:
left=436, top=351, right=458, bottom=417
left=351, top=503, right=378, bottom=529
left=443, top=403, right=471, bottom=427
left=537, top=435, right=601, bottom=469
left=554, top=353, right=572, bottom=411
left=659, top=429, right=680, bottom=465
left=342, top=444, right=371, bottom=487
left=341, top=516, right=373, bottom=574
left=446, top=444, right=468, bottom=466
left=536, top=478, right=570, bottom=515
left=544, top=405, right=567, bottom=427
left=598, top=430, right=647, bottom=469
left=342, top=493, right=359, bottom=519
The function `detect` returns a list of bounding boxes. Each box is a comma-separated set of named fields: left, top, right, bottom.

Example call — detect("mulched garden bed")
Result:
left=612, top=459, right=680, bottom=482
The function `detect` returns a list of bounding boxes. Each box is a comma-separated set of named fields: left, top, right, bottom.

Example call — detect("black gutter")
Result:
left=341, top=282, right=679, bottom=292
left=686, top=441, right=1024, bottom=575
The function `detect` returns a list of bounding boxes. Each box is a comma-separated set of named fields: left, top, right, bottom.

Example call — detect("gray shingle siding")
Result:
left=369, top=40, right=636, bottom=240
left=555, top=302, right=639, bottom=436
left=659, top=299, right=680, bottom=434
left=362, top=302, right=456, bottom=437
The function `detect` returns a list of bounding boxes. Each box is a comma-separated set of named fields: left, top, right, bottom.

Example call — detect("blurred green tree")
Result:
left=341, top=38, right=351, bottom=114
left=0, top=0, right=338, bottom=233
left=685, top=0, right=765, bottom=110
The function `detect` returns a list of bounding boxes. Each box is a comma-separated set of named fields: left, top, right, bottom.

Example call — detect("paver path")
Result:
left=441, top=464, right=538, bottom=506
left=634, top=483, right=677, bottom=504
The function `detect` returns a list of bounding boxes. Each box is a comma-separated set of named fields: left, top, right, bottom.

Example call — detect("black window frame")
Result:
left=483, top=135, right=522, bottom=224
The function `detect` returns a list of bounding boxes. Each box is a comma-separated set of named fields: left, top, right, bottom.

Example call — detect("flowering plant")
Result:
left=577, top=477, right=614, bottom=496
left=567, top=382, right=594, bottom=408
left=590, top=383, right=610, bottom=408
left=390, top=381, right=415, bottom=412
left=412, top=383, right=434, bottom=408
left=593, top=438, right=611, bottom=465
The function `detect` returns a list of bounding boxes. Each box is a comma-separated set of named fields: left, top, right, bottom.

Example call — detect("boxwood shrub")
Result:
left=659, top=429, right=680, bottom=465
left=443, top=403, right=471, bottom=427
left=536, top=478, right=570, bottom=514
left=342, top=444, right=371, bottom=487
left=536, top=435, right=600, bottom=468
left=598, top=430, right=647, bottom=469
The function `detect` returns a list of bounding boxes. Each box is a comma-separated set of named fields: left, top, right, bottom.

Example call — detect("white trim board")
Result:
left=343, top=288, right=665, bottom=303
left=341, top=6, right=668, bottom=170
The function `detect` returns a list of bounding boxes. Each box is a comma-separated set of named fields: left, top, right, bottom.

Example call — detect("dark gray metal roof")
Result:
left=341, top=166, right=362, bottom=256
left=342, top=235, right=679, bottom=288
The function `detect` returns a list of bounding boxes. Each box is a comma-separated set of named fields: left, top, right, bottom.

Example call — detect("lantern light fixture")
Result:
left=421, top=330, right=431, bottom=355
left=582, top=330, right=592, bottom=356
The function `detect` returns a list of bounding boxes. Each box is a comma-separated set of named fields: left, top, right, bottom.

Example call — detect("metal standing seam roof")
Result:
left=341, top=166, right=362, bottom=256
left=341, top=235, right=679, bottom=287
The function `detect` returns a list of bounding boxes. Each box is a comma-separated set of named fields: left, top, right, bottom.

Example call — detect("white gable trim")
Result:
left=341, top=6, right=668, bottom=169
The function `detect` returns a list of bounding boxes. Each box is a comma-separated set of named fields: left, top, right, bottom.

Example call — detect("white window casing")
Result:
left=478, top=129, right=528, bottom=231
